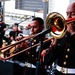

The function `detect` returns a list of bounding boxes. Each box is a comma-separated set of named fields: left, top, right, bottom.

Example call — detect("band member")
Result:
left=3, top=23, right=22, bottom=57
left=12, top=17, right=51, bottom=75
left=23, top=17, right=51, bottom=75
left=41, top=2, right=75, bottom=75
left=0, top=13, right=6, bottom=48
left=8, top=23, right=23, bottom=44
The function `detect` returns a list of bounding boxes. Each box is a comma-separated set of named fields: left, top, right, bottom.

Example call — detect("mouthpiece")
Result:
left=66, top=17, right=75, bottom=24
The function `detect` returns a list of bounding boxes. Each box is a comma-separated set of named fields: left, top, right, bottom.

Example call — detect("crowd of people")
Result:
left=0, top=1, right=75, bottom=75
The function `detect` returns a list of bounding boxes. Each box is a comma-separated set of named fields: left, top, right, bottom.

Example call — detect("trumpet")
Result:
left=0, top=12, right=75, bottom=60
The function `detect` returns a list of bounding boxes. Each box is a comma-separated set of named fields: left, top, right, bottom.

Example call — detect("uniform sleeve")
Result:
left=1, top=23, right=6, bottom=37
left=41, top=45, right=58, bottom=66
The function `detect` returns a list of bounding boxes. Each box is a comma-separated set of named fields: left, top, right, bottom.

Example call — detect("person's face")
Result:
left=30, top=20, right=44, bottom=35
left=13, top=26, right=18, bottom=31
left=66, top=3, right=75, bottom=19
left=66, top=3, right=75, bottom=33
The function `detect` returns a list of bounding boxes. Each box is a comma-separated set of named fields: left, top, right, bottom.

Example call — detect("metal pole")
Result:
left=42, top=0, right=48, bottom=29
left=0, top=1, right=5, bottom=21
left=0, top=2, right=2, bottom=12
left=2, top=1, right=5, bottom=22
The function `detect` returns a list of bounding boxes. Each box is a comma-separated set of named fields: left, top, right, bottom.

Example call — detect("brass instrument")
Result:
left=46, top=12, right=67, bottom=38
left=0, top=38, right=53, bottom=60
left=0, top=12, right=75, bottom=60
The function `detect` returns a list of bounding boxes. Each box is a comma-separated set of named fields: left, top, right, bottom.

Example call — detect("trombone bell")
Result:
left=46, top=12, right=67, bottom=39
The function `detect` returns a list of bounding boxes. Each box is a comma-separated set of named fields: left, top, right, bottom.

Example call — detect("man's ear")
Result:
left=42, top=25, right=44, bottom=30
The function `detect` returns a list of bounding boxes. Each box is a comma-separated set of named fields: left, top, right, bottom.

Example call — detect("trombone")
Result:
left=0, top=12, right=75, bottom=60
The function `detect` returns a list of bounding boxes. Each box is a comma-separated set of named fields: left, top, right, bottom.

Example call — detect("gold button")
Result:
left=31, top=38, right=33, bottom=40
left=34, top=39, right=36, bottom=42
left=58, top=44, right=60, bottom=46
left=63, top=62, right=67, bottom=65
left=35, top=58, right=37, bottom=60
left=36, top=49, right=39, bottom=52
left=32, top=43, right=34, bottom=45
left=32, top=55, right=34, bottom=57
left=67, top=48, right=70, bottom=52
left=65, top=55, right=68, bottom=58
left=28, top=52, right=30, bottom=54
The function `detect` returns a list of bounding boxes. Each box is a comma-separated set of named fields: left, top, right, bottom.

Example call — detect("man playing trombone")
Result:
left=41, top=2, right=75, bottom=75
left=21, top=17, right=51, bottom=75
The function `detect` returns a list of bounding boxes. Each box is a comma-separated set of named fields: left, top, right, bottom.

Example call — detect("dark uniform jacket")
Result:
left=13, top=37, right=51, bottom=64
left=12, top=36, right=51, bottom=75
left=0, top=22, right=6, bottom=47
left=44, top=32, right=75, bottom=74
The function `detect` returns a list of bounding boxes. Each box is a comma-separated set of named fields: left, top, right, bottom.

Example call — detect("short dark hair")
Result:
left=13, top=23, right=19, bottom=27
left=32, top=17, right=44, bottom=26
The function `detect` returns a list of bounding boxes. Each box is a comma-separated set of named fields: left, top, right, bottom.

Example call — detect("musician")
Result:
left=0, top=13, right=6, bottom=48
left=8, top=23, right=23, bottom=44
left=25, top=17, right=51, bottom=75
left=14, top=17, right=51, bottom=75
left=41, top=2, right=75, bottom=75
